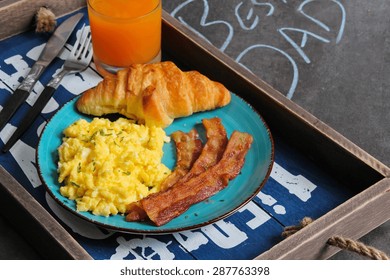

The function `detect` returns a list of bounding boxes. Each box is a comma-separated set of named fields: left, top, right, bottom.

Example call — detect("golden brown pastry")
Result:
left=76, top=61, right=231, bottom=127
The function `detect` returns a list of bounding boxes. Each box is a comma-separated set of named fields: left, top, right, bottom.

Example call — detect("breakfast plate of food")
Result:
left=37, top=61, right=274, bottom=234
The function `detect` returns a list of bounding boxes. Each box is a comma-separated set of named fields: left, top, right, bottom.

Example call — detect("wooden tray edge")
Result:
left=0, top=0, right=86, bottom=40
left=0, top=166, right=92, bottom=260
left=256, top=178, right=390, bottom=259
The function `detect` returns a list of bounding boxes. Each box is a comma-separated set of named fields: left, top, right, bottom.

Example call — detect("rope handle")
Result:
left=282, top=217, right=389, bottom=260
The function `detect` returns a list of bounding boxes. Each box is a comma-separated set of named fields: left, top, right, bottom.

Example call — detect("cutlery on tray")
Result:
left=2, top=25, right=93, bottom=153
left=0, top=13, right=83, bottom=133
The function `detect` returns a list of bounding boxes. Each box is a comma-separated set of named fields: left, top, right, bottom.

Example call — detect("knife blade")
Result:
left=2, top=27, right=93, bottom=153
left=0, top=12, right=83, bottom=132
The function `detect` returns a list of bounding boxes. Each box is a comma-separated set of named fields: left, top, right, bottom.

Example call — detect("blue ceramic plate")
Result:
left=37, top=93, right=274, bottom=234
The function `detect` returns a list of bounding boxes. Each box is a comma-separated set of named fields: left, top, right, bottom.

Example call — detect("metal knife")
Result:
left=0, top=12, right=83, bottom=132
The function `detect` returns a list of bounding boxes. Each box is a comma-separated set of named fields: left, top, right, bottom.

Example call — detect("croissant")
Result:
left=76, top=61, right=231, bottom=127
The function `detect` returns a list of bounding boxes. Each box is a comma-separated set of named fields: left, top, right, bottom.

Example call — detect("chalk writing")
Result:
left=170, top=0, right=346, bottom=99
left=278, top=28, right=330, bottom=64
left=235, top=1, right=274, bottom=30
left=172, top=0, right=233, bottom=51
left=236, top=44, right=299, bottom=99
left=298, top=0, right=346, bottom=43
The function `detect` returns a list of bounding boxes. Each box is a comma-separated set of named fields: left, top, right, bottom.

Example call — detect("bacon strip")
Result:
left=126, top=129, right=201, bottom=221
left=141, top=131, right=253, bottom=226
left=125, top=202, right=147, bottom=221
left=126, top=117, right=227, bottom=222
left=159, top=129, right=202, bottom=191
left=176, top=117, right=228, bottom=184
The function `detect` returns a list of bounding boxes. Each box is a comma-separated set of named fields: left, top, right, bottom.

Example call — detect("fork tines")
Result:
left=73, top=25, right=92, bottom=60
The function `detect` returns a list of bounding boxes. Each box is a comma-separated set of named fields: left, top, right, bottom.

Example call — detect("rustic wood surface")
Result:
left=0, top=0, right=86, bottom=39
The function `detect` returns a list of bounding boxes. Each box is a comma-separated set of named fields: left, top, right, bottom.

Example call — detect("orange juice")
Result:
left=87, top=0, right=161, bottom=74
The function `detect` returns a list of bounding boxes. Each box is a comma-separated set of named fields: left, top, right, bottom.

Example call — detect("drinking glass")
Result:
left=87, top=0, right=162, bottom=76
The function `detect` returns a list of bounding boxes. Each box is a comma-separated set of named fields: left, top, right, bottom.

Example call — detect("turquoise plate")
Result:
left=37, top=93, right=274, bottom=234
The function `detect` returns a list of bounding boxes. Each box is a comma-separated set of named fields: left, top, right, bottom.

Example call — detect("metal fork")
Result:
left=3, top=25, right=93, bottom=153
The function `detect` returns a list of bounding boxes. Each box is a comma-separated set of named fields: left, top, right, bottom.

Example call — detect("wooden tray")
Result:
left=0, top=1, right=389, bottom=260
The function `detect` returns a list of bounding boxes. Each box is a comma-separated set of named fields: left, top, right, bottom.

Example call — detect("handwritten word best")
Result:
left=171, top=0, right=346, bottom=99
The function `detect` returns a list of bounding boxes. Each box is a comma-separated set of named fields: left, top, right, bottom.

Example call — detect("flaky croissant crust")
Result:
left=76, top=61, right=231, bottom=127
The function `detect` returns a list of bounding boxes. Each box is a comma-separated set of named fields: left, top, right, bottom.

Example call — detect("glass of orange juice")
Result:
left=87, top=0, right=162, bottom=76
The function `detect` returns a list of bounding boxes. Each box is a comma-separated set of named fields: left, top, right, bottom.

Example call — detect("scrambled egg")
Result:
left=57, top=117, right=171, bottom=217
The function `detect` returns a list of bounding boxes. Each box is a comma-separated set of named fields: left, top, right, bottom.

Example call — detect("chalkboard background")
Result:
left=162, top=0, right=390, bottom=259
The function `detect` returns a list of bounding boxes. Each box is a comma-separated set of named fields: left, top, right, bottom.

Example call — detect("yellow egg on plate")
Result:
left=57, top=117, right=171, bottom=217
